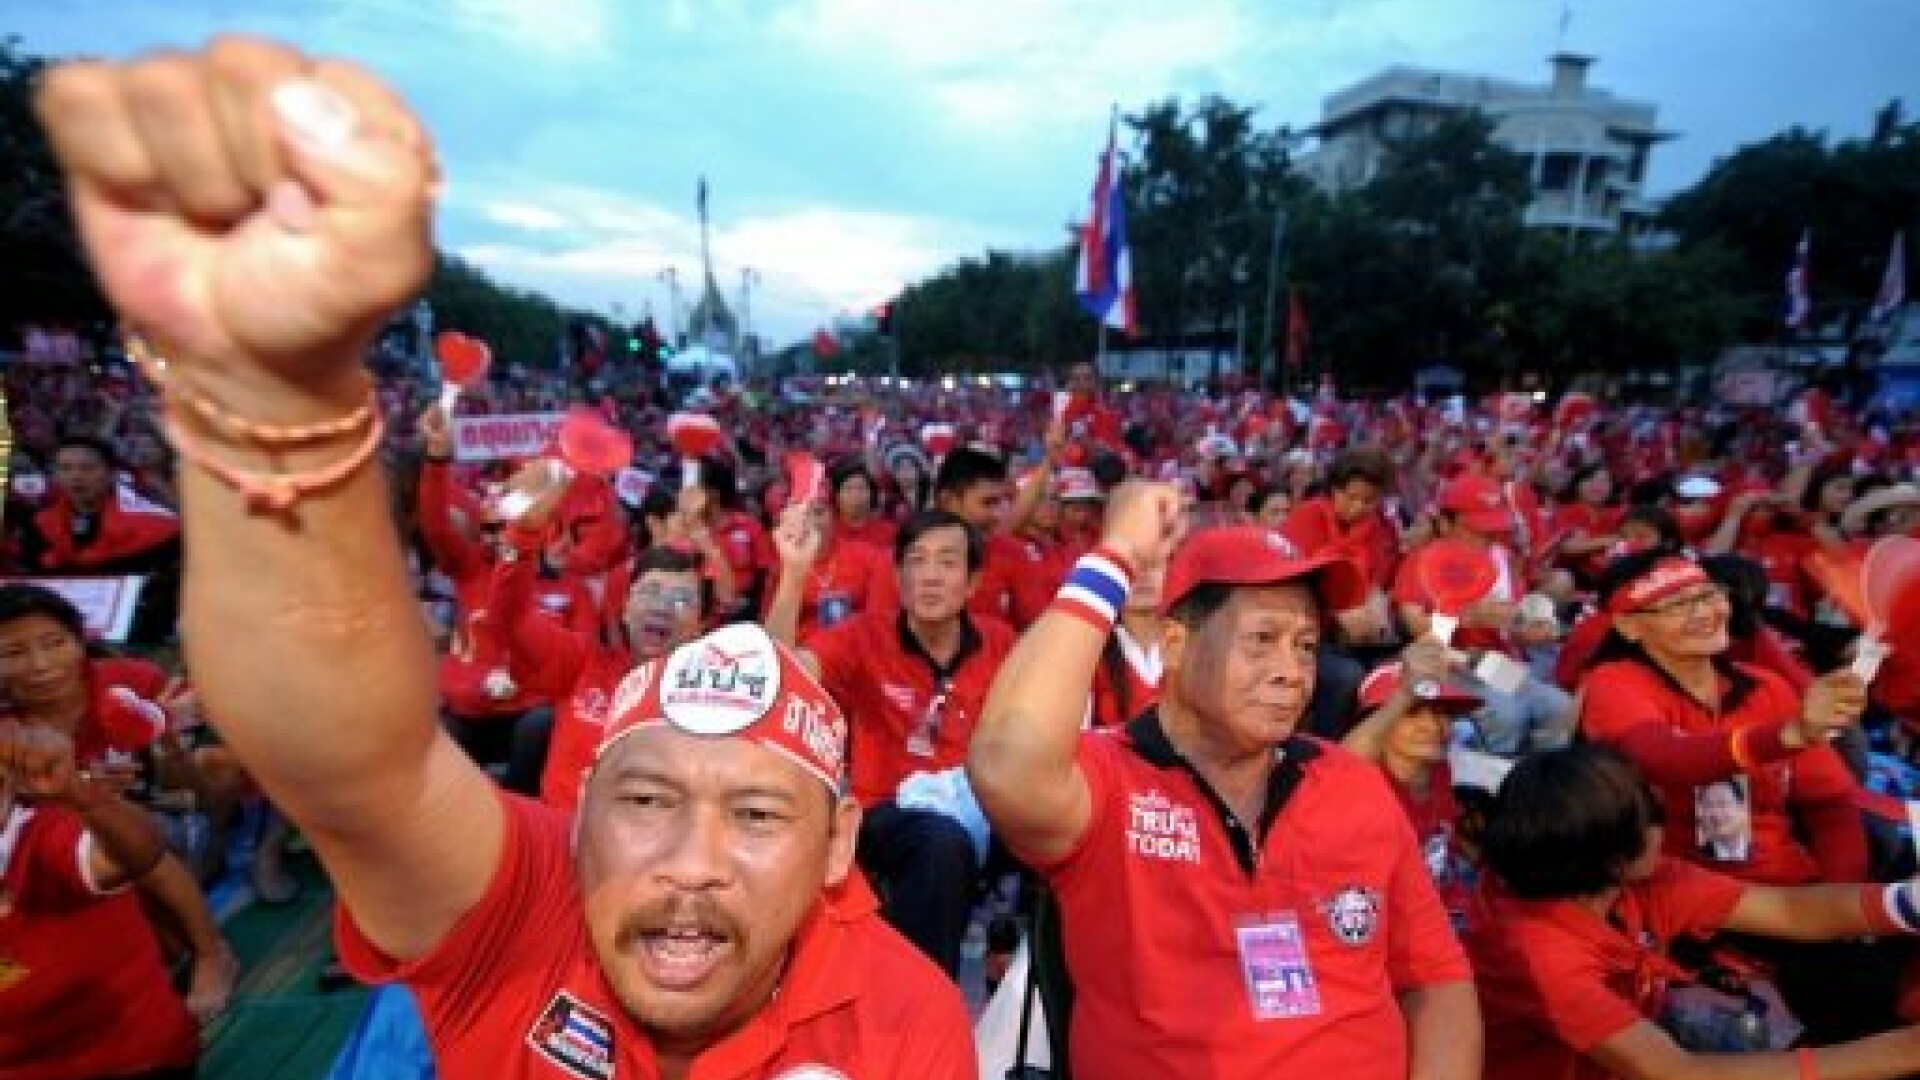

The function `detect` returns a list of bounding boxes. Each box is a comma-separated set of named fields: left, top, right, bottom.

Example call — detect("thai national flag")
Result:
left=1784, top=228, right=1813, bottom=331
left=1074, top=117, right=1137, bottom=335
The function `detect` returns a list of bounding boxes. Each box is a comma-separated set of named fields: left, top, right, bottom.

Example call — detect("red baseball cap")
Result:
left=1358, top=663, right=1482, bottom=712
left=1160, top=526, right=1367, bottom=615
left=1437, top=474, right=1514, bottom=535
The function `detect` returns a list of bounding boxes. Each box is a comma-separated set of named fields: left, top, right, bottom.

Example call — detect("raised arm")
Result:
left=969, top=481, right=1179, bottom=864
left=36, top=39, right=500, bottom=961
left=1, top=722, right=165, bottom=892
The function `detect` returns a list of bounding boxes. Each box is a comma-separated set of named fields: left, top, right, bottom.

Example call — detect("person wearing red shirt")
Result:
left=22, top=435, right=181, bottom=575
left=760, top=495, right=888, bottom=638
left=1472, top=745, right=1920, bottom=1080
left=1394, top=473, right=1575, bottom=755
left=828, top=459, right=897, bottom=550
left=1342, top=653, right=1495, bottom=939
left=1576, top=550, right=1915, bottom=1042
left=1281, top=447, right=1403, bottom=594
left=0, top=583, right=240, bottom=1021
left=970, top=491, right=1480, bottom=1080
left=1, top=723, right=200, bottom=1080
left=694, top=456, right=774, bottom=620
left=769, top=509, right=1014, bottom=974
left=38, top=47, right=974, bottom=1078
left=479, top=535, right=710, bottom=813
left=870, top=446, right=1052, bottom=629
left=1088, top=541, right=1166, bottom=730
left=1554, top=464, right=1624, bottom=586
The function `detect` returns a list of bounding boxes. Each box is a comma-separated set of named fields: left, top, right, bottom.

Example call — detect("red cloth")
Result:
left=804, top=611, right=1013, bottom=807
left=1281, top=496, right=1401, bottom=590
left=1022, top=723, right=1470, bottom=1080
left=1579, top=659, right=1867, bottom=885
left=28, top=488, right=178, bottom=571
left=336, top=794, right=975, bottom=1079
left=1739, top=531, right=1819, bottom=619
left=837, top=515, right=898, bottom=551
left=0, top=804, right=200, bottom=1079
left=1551, top=503, right=1622, bottom=580
left=1472, top=858, right=1744, bottom=1080
left=761, top=537, right=890, bottom=638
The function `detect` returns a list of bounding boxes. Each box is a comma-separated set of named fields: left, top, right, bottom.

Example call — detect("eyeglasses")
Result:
left=1638, top=587, right=1729, bottom=619
left=633, top=583, right=701, bottom=611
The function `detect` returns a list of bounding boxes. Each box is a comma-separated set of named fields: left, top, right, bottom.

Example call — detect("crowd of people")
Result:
left=5, top=36, right=1920, bottom=1080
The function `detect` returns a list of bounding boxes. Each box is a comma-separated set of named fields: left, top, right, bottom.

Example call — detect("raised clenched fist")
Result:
left=34, top=37, right=436, bottom=400
left=1099, top=480, right=1182, bottom=572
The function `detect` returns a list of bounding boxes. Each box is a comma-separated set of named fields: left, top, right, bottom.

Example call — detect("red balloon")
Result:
left=435, top=331, right=492, bottom=387
left=555, top=407, right=633, bottom=477
left=1418, top=540, right=1500, bottom=616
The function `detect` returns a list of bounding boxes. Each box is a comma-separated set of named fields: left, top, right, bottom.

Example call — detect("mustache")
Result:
left=613, top=894, right=745, bottom=952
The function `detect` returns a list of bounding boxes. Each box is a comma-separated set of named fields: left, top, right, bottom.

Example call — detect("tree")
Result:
left=895, top=249, right=1091, bottom=377
left=0, top=36, right=109, bottom=331
left=1660, top=102, right=1920, bottom=334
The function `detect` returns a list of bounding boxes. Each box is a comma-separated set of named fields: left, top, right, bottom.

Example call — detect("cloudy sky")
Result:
left=13, top=0, right=1918, bottom=346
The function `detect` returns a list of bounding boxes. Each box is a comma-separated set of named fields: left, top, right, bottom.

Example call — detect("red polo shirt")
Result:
left=1579, top=658, right=1866, bottom=885
left=1282, top=497, right=1401, bottom=590
left=1472, top=858, right=1744, bottom=1080
left=0, top=804, right=200, bottom=1080
left=804, top=611, right=1014, bottom=807
left=336, top=793, right=975, bottom=1080
left=1021, top=716, right=1470, bottom=1080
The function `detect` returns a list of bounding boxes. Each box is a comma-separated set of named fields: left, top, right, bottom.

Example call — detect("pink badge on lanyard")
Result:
left=1234, top=912, right=1321, bottom=1020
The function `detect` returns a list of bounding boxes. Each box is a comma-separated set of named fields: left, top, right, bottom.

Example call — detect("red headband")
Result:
left=594, top=624, right=847, bottom=792
left=1608, top=558, right=1711, bottom=615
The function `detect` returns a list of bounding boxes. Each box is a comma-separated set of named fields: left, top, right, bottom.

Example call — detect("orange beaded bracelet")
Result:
left=162, top=404, right=386, bottom=514
left=126, top=335, right=376, bottom=446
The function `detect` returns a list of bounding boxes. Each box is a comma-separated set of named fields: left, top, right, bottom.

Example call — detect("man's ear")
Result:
left=1162, top=618, right=1190, bottom=676
left=825, top=796, right=863, bottom=886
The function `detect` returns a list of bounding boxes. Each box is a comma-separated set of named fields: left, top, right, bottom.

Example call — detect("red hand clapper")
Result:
left=785, top=451, right=827, bottom=509
left=668, top=412, right=725, bottom=489
left=554, top=407, right=634, bottom=478
left=434, top=331, right=492, bottom=413
left=921, top=423, right=957, bottom=460
left=1418, top=539, right=1500, bottom=647
left=1850, top=536, right=1920, bottom=682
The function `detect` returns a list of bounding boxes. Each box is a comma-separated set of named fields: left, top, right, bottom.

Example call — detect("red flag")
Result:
left=811, top=328, right=840, bottom=359
left=1284, top=288, right=1309, bottom=369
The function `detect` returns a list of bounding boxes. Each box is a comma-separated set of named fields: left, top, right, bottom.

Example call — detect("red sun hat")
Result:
left=1437, top=474, right=1515, bottom=535
left=1358, top=663, right=1482, bottom=713
left=1160, top=526, right=1368, bottom=616
left=593, top=624, right=847, bottom=793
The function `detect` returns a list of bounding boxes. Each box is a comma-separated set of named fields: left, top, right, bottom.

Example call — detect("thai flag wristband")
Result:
left=1052, top=547, right=1135, bottom=633
left=1866, top=881, right=1920, bottom=935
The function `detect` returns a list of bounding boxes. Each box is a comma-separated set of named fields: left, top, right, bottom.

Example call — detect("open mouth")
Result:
left=635, top=926, right=733, bottom=991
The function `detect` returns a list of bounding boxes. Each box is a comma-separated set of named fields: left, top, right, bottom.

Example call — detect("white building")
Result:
left=1301, top=54, right=1673, bottom=239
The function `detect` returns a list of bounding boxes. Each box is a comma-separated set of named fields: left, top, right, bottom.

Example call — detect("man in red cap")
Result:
left=35, top=40, right=972, bottom=1079
left=970, top=483, right=1480, bottom=1080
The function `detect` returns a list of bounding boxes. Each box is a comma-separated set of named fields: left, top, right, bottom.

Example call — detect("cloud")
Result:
left=449, top=179, right=1019, bottom=340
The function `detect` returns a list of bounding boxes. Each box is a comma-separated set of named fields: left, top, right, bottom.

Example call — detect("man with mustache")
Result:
left=970, top=485, right=1482, bottom=1080
left=33, top=38, right=972, bottom=1079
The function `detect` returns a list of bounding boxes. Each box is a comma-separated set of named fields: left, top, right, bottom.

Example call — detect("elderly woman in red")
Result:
left=1, top=722, right=199, bottom=1080
left=1472, top=745, right=1920, bottom=1080
left=1577, top=549, right=1913, bottom=1043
